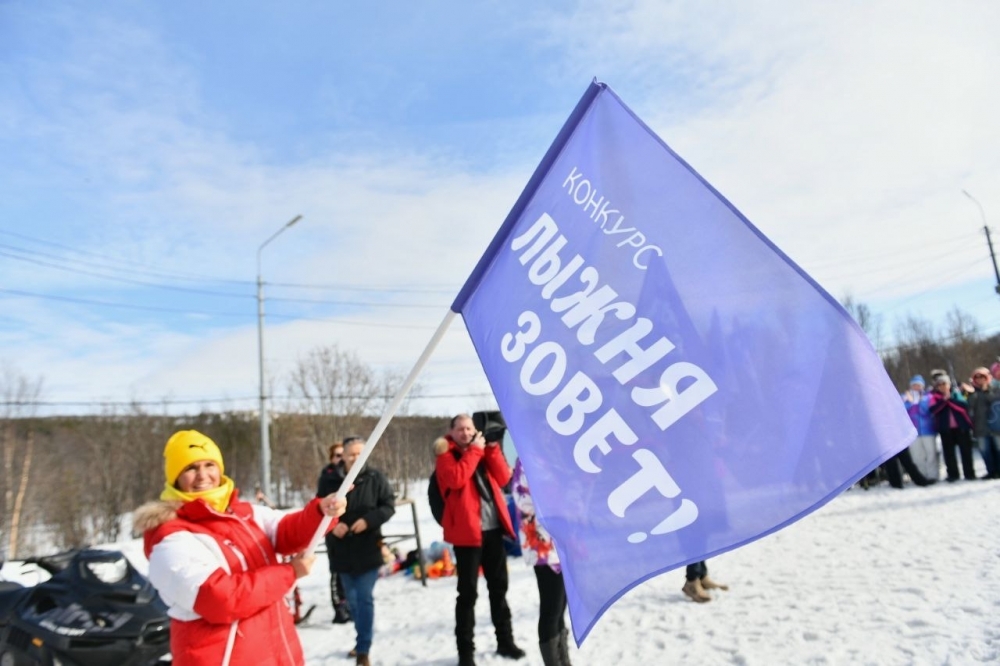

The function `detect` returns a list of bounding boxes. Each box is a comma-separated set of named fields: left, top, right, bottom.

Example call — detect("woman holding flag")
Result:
left=134, top=429, right=346, bottom=666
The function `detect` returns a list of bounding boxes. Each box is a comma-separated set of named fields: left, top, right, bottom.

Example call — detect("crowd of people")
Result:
left=138, top=374, right=990, bottom=666
left=896, top=363, right=1000, bottom=486
left=133, top=419, right=555, bottom=666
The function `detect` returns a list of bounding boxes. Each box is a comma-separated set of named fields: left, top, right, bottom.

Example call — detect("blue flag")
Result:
left=453, top=81, right=915, bottom=644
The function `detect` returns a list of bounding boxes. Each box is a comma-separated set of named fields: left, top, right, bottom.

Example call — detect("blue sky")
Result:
left=1, top=1, right=999, bottom=414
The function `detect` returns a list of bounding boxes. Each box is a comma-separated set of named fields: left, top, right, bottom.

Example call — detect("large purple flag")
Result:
left=453, top=81, right=915, bottom=643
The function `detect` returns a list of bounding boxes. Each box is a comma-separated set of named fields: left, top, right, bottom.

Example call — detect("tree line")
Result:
left=843, top=300, right=1000, bottom=386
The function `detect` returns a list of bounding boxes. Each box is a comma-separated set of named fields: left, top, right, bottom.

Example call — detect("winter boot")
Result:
left=331, top=574, right=352, bottom=624
left=539, top=638, right=561, bottom=666
left=495, top=616, right=525, bottom=659
left=496, top=639, right=526, bottom=660
left=458, top=651, right=477, bottom=666
left=333, top=601, right=352, bottom=624
left=557, top=628, right=573, bottom=666
left=700, top=576, right=729, bottom=591
left=682, top=578, right=711, bottom=603
left=356, top=655, right=370, bottom=666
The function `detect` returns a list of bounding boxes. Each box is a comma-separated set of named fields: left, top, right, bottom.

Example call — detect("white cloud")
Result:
left=4, top=1, right=1000, bottom=412
left=545, top=1, right=1000, bottom=301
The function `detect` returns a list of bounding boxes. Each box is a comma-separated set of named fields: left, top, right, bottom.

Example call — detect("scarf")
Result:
left=160, top=475, right=236, bottom=513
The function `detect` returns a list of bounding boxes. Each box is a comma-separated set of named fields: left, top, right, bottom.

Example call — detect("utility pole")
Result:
left=256, top=215, right=303, bottom=500
left=963, top=190, right=1000, bottom=295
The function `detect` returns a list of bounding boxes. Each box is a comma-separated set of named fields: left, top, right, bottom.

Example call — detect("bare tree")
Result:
left=0, top=363, right=43, bottom=558
left=841, top=294, right=884, bottom=352
left=284, top=345, right=421, bottom=499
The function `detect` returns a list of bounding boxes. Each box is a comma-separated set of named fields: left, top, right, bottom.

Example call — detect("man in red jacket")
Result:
left=435, top=414, right=524, bottom=666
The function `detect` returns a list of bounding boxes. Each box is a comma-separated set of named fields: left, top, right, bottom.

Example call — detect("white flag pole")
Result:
left=306, top=310, right=458, bottom=553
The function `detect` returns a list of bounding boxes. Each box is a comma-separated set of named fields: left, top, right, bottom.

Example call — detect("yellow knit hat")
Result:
left=163, top=430, right=225, bottom=486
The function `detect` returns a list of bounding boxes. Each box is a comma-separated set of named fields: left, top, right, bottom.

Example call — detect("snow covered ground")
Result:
left=5, top=472, right=998, bottom=665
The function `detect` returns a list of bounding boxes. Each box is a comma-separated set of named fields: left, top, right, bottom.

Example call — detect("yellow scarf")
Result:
left=160, top=475, right=235, bottom=513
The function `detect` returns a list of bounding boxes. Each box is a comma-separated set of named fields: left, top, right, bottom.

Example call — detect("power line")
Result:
left=0, top=230, right=250, bottom=286
left=805, top=230, right=979, bottom=272
left=0, top=228, right=458, bottom=294
left=0, top=247, right=253, bottom=299
left=0, top=391, right=495, bottom=407
left=867, top=257, right=991, bottom=309
left=0, top=245, right=452, bottom=307
left=809, top=243, right=984, bottom=283
left=0, top=288, right=440, bottom=329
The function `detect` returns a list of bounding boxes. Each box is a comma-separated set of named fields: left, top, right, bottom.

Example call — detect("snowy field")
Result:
left=5, top=471, right=998, bottom=665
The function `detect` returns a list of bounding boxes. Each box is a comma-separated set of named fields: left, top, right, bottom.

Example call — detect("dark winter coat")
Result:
left=316, top=461, right=345, bottom=499
left=966, top=386, right=1000, bottom=437
left=322, top=466, right=396, bottom=574
left=929, top=389, right=973, bottom=432
left=435, top=436, right=514, bottom=547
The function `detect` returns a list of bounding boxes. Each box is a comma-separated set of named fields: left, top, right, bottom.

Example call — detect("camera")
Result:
left=472, top=410, right=506, bottom=445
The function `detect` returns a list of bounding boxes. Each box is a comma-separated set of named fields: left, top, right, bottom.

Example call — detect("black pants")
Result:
left=454, top=529, right=513, bottom=654
left=883, top=448, right=933, bottom=488
left=940, top=428, right=976, bottom=480
left=533, top=565, right=567, bottom=643
left=325, top=534, right=349, bottom=618
left=685, top=560, right=707, bottom=582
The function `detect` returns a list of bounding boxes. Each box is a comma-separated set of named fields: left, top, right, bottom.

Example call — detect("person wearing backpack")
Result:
left=435, top=414, right=524, bottom=666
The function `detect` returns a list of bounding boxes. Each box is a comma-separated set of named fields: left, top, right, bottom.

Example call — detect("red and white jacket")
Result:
left=133, top=491, right=333, bottom=666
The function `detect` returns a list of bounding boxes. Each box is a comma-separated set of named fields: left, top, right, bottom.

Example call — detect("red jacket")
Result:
left=435, top=437, right=514, bottom=547
left=134, top=492, right=333, bottom=666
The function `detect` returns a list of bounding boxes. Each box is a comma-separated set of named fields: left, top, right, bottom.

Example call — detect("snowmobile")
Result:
left=0, top=548, right=171, bottom=666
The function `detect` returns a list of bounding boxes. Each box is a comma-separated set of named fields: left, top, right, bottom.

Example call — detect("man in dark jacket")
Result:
left=317, top=440, right=352, bottom=624
left=436, top=414, right=524, bottom=666
left=324, top=436, right=395, bottom=666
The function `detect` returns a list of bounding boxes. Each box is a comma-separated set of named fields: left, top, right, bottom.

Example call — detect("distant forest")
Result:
left=0, top=410, right=447, bottom=559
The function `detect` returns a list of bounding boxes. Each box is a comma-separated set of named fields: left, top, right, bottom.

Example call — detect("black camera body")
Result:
left=472, top=410, right=506, bottom=444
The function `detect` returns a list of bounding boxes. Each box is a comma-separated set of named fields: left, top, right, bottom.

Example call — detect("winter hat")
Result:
left=163, top=430, right=224, bottom=486
left=991, top=362, right=1000, bottom=376
left=909, top=375, right=925, bottom=388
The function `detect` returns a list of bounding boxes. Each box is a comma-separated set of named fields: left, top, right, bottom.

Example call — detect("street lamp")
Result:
left=257, top=214, right=302, bottom=499
left=962, top=190, right=1000, bottom=295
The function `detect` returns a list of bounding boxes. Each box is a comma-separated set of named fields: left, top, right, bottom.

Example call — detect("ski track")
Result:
left=33, top=469, right=999, bottom=665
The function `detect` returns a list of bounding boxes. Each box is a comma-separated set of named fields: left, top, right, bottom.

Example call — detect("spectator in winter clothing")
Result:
left=929, top=376, right=977, bottom=481
left=134, top=430, right=346, bottom=666
left=436, top=414, right=525, bottom=666
left=901, top=375, right=939, bottom=481
left=316, top=441, right=351, bottom=624
left=324, top=437, right=396, bottom=666
left=965, top=367, right=1000, bottom=479
left=880, top=374, right=938, bottom=488
left=511, top=459, right=572, bottom=666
